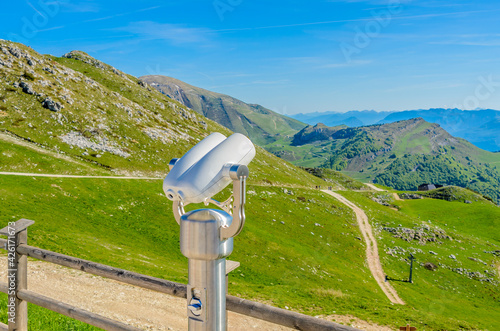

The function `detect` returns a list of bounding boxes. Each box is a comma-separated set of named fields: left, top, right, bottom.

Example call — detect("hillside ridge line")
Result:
left=0, top=172, right=162, bottom=179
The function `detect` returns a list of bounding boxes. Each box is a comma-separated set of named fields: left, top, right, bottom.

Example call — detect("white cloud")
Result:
left=432, top=41, right=500, bottom=47
left=118, top=21, right=211, bottom=45
left=430, top=33, right=500, bottom=47
left=214, top=9, right=491, bottom=33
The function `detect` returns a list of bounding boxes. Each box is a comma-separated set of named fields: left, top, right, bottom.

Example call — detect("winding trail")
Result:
left=322, top=190, right=405, bottom=305
left=365, top=183, right=403, bottom=202
left=364, top=183, right=384, bottom=192
left=392, top=193, right=402, bottom=201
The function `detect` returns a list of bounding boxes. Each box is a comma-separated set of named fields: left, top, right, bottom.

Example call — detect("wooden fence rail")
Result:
left=0, top=283, right=138, bottom=331
left=0, top=219, right=358, bottom=331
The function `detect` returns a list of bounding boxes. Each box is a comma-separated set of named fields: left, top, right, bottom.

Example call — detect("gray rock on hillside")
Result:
left=60, top=131, right=130, bottom=158
left=8, top=46, right=23, bottom=58
left=424, top=262, right=438, bottom=271
left=19, top=81, right=35, bottom=95
left=399, top=193, right=423, bottom=200
left=42, top=97, right=63, bottom=112
left=0, top=59, right=12, bottom=68
left=382, top=225, right=452, bottom=244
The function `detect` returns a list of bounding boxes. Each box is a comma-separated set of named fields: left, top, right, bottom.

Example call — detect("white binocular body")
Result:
left=163, top=132, right=256, bottom=205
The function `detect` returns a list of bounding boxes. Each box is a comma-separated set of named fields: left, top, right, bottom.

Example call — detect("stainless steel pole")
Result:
left=187, top=259, right=226, bottom=330
left=180, top=209, right=233, bottom=331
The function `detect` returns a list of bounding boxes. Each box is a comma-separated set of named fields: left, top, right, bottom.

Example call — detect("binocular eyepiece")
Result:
left=163, top=132, right=255, bottom=205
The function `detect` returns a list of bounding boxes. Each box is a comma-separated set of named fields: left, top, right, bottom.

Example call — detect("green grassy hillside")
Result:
left=265, top=119, right=500, bottom=203
left=2, top=175, right=499, bottom=330
left=0, top=175, right=385, bottom=328
left=0, top=41, right=325, bottom=188
left=338, top=189, right=499, bottom=330
left=140, top=75, right=306, bottom=146
left=1, top=40, right=499, bottom=330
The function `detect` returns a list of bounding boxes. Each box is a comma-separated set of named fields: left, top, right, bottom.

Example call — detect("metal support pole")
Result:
left=409, top=254, right=414, bottom=284
left=164, top=135, right=254, bottom=330
left=187, top=259, right=226, bottom=330
left=180, top=209, right=233, bottom=331
left=1, top=219, right=34, bottom=331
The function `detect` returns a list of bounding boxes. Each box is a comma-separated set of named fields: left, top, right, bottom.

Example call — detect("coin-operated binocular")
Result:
left=164, top=132, right=255, bottom=331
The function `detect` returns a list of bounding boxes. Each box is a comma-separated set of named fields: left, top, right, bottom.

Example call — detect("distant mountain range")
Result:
left=292, top=110, right=393, bottom=128
left=291, top=109, right=500, bottom=152
left=140, top=75, right=305, bottom=146
left=265, top=118, right=500, bottom=203
left=137, top=76, right=500, bottom=202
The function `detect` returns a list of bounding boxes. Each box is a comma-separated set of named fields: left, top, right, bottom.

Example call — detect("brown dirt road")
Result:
left=322, top=190, right=405, bottom=305
left=364, top=183, right=402, bottom=202
left=0, top=261, right=392, bottom=330
left=364, top=183, right=384, bottom=192
left=392, top=193, right=402, bottom=201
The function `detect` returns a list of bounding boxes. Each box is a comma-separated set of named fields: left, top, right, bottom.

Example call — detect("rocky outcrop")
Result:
left=19, top=81, right=36, bottom=95
left=424, top=262, right=438, bottom=271
left=59, top=131, right=130, bottom=158
left=42, top=97, right=63, bottom=112
left=381, top=224, right=452, bottom=244
left=62, top=50, right=131, bottom=81
left=398, top=193, right=423, bottom=200
left=142, top=126, right=190, bottom=144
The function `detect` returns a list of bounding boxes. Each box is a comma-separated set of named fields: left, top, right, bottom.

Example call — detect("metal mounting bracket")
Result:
left=171, top=164, right=248, bottom=241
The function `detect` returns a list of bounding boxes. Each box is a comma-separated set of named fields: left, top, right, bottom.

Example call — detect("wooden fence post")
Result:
left=1, top=219, right=34, bottom=331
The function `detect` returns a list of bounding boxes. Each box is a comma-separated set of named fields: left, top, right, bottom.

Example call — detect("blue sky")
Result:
left=2, top=0, right=500, bottom=114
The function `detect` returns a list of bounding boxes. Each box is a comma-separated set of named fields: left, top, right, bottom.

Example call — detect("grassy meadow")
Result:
left=338, top=190, right=500, bottom=330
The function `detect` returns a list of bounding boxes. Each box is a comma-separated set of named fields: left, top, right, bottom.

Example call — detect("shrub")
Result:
left=22, top=71, right=36, bottom=81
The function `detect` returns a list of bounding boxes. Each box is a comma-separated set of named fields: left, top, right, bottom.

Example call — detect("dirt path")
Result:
left=364, top=183, right=384, bottom=192
left=363, top=183, right=403, bottom=203
left=322, top=190, right=405, bottom=305
left=0, top=260, right=391, bottom=330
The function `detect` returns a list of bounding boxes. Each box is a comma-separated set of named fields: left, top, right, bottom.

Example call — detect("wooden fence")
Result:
left=0, top=219, right=359, bottom=331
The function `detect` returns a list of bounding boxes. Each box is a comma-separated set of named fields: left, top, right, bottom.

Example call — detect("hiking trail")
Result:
left=322, top=190, right=405, bottom=305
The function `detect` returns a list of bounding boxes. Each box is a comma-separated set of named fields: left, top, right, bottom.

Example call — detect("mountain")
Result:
left=1, top=40, right=499, bottom=331
left=378, top=108, right=500, bottom=152
left=290, top=123, right=348, bottom=146
left=267, top=118, right=500, bottom=203
left=291, top=108, right=500, bottom=152
left=291, top=110, right=393, bottom=127
left=140, top=75, right=306, bottom=146
left=0, top=43, right=319, bottom=186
